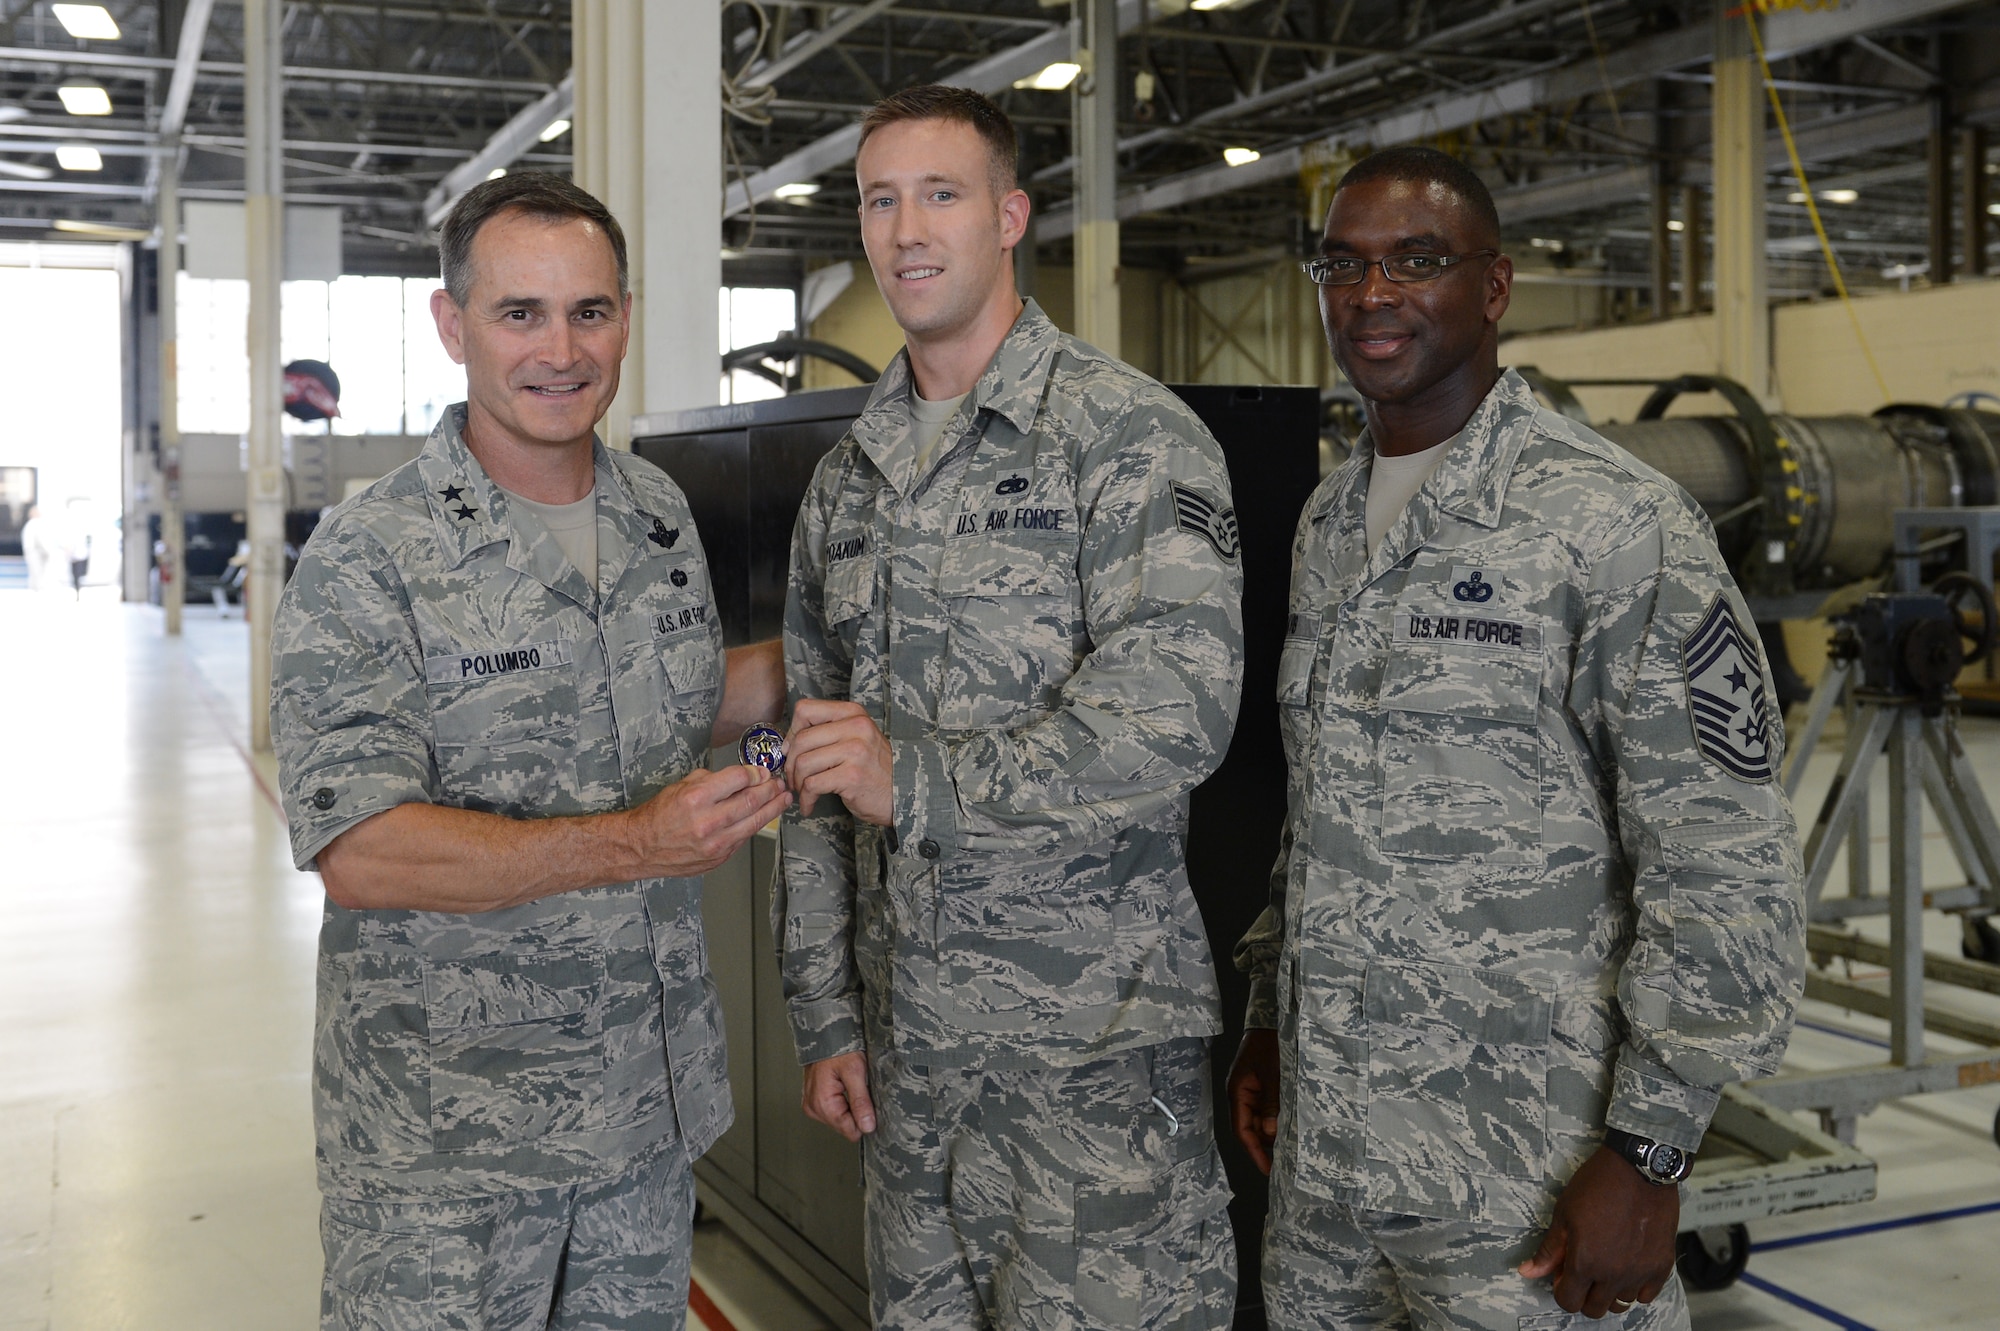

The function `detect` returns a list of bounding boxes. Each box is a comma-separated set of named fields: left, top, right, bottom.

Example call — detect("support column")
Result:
left=159, top=145, right=185, bottom=636
left=1679, top=183, right=1704, bottom=315
left=1073, top=0, right=1120, bottom=356
left=1961, top=124, right=1987, bottom=279
left=573, top=0, right=721, bottom=447
left=1929, top=94, right=1954, bottom=285
left=244, top=0, right=284, bottom=750
left=1650, top=86, right=1674, bottom=320
left=1711, top=7, right=1769, bottom=401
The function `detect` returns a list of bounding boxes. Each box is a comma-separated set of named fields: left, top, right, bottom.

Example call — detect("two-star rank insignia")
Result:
left=452, top=503, right=478, bottom=522
left=438, top=484, right=466, bottom=503
left=1681, top=593, right=1775, bottom=783
left=647, top=518, right=680, bottom=549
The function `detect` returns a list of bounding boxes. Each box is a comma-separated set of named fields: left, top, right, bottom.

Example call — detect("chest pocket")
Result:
left=1376, top=623, right=1545, bottom=867
left=427, top=648, right=580, bottom=815
left=936, top=534, right=1081, bottom=731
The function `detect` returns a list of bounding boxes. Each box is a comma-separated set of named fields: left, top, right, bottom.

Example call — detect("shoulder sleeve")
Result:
left=1573, top=487, right=1807, bottom=1149
left=271, top=516, right=436, bottom=870
left=892, top=382, right=1247, bottom=859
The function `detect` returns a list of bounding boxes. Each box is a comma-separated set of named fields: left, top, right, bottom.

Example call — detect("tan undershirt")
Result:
left=910, top=390, right=970, bottom=475
left=504, top=486, right=598, bottom=587
left=1364, top=439, right=1453, bottom=556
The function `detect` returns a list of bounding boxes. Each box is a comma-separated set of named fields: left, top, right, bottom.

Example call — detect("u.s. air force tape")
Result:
left=424, top=638, right=573, bottom=684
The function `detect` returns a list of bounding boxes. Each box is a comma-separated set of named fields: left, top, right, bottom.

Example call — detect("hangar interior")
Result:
left=3, top=2, right=2000, bottom=1329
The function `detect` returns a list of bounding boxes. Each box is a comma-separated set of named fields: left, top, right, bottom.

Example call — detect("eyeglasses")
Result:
left=1299, top=249, right=1498, bottom=286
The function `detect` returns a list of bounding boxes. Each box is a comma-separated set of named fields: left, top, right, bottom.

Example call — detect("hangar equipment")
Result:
left=1519, top=370, right=2000, bottom=620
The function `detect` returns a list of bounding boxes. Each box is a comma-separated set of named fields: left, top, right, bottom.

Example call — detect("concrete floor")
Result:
left=1, top=588, right=1997, bottom=1330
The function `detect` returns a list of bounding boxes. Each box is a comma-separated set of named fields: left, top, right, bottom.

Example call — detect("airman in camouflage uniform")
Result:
left=1230, top=150, right=1806, bottom=1330
left=273, top=174, right=788, bottom=1331
left=777, top=86, right=1242, bottom=1331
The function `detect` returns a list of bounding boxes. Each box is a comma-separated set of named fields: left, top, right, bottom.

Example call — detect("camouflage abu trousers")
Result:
left=319, top=1141, right=694, bottom=1331
left=1262, top=1185, right=1690, bottom=1331
left=864, top=1035, right=1238, bottom=1331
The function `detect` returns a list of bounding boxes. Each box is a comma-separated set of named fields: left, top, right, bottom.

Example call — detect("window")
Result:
left=177, top=274, right=466, bottom=436
left=719, top=286, right=797, bottom=405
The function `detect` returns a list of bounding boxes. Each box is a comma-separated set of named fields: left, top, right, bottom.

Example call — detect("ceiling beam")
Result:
left=0, top=43, right=556, bottom=94
left=421, top=72, right=573, bottom=226
left=723, top=0, right=1148, bottom=217
left=1035, top=0, right=1983, bottom=241
left=161, top=0, right=218, bottom=138
left=742, top=0, right=903, bottom=90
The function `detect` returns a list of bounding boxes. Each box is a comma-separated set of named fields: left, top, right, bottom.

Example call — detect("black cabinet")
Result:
left=637, top=382, right=1320, bottom=1330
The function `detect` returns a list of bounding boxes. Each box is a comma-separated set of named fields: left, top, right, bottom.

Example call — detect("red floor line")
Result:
left=688, top=1278, right=741, bottom=1331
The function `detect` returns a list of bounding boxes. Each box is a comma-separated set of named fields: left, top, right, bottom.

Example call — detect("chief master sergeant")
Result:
left=272, top=173, right=791, bottom=1330
left=775, top=86, right=1244, bottom=1330
left=1228, top=147, right=1807, bottom=1330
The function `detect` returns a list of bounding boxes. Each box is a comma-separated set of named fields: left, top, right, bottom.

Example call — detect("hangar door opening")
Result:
left=0, top=244, right=124, bottom=592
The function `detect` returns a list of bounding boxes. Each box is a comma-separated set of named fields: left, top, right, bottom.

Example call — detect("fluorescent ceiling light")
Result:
left=1530, top=236, right=1565, bottom=251
left=1012, top=62, right=1080, bottom=92
left=1668, top=219, right=1685, bottom=232
left=52, top=5, right=119, bottom=40
left=773, top=181, right=820, bottom=200
left=0, top=157, right=53, bottom=180
left=54, top=218, right=149, bottom=240
left=538, top=118, right=570, bottom=143
left=1821, top=188, right=1858, bottom=204
left=486, top=167, right=506, bottom=180
left=55, top=144, right=102, bottom=171
left=57, top=84, right=112, bottom=116
left=1988, top=202, right=2000, bottom=217
left=1222, top=146, right=1261, bottom=167
left=1191, top=0, right=1249, bottom=11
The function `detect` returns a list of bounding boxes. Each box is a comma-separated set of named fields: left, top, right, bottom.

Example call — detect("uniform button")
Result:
left=312, top=788, right=337, bottom=811
left=917, top=839, right=941, bottom=860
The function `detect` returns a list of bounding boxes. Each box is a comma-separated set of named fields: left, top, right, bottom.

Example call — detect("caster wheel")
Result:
left=1676, top=1224, right=1751, bottom=1292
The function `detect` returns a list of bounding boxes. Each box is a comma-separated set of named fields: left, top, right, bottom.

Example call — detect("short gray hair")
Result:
left=437, top=172, right=628, bottom=305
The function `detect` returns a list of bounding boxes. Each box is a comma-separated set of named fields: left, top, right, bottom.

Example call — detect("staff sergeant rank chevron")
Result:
left=1682, top=593, right=1776, bottom=783
left=1172, top=481, right=1240, bottom=562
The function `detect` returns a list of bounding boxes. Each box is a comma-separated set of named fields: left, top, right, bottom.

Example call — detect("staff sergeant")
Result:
left=272, top=172, right=791, bottom=1331
left=776, top=85, right=1245, bottom=1330
left=1229, top=147, right=1806, bottom=1330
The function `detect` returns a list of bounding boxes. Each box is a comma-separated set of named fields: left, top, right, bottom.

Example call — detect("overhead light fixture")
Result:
left=51, top=5, right=119, bottom=41
left=1821, top=188, right=1859, bottom=204
left=54, top=218, right=150, bottom=240
left=1190, top=0, right=1252, bottom=11
left=1012, top=62, right=1080, bottom=92
left=0, top=157, right=53, bottom=180
left=486, top=167, right=506, bottom=180
left=1222, top=146, right=1261, bottom=167
left=774, top=181, right=821, bottom=202
left=538, top=118, right=571, bottom=143
left=56, top=144, right=102, bottom=171
left=1529, top=236, right=1566, bottom=251
left=1668, top=219, right=1685, bottom=232
left=57, top=83, right=112, bottom=116
left=1988, top=202, right=2000, bottom=217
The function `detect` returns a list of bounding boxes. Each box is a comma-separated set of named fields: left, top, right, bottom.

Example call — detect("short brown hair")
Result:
left=857, top=84, right=1019, bottom=196
left=437, top=172, right=628, bottom=305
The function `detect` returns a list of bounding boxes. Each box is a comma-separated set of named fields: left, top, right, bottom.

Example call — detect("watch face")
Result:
left=1649, top=1144, right=1686, bottom=1179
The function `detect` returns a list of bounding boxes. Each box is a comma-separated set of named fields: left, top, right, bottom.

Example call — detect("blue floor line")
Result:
left=1754, top=1198, right=2000, bottom=1252
left=1737, top=1272, right=1880, bottom=1331
left=1793, top=1018, right=1892, bottom=1051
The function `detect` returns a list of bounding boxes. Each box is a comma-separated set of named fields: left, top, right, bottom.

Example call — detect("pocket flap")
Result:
left=424, top=948, right=601, bottom=1030
left=1380, top=605, right=1544, bottom=726
left=824, top=556, right=875, bottom=624
left=938, top=535, right=1076, bottom=598
left=661, top=637, right=719, bottom=697
left=1363, top=959, right=1551, bottom=1047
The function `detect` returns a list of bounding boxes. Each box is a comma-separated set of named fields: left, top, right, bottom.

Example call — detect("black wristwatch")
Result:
left=1604, top=1127, right=1695, bottom=1186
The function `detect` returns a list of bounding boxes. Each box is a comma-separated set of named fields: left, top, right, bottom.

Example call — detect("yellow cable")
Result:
left=1741, top=6, right=1894, bottom=403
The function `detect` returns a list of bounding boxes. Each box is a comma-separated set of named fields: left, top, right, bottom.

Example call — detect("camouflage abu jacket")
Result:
left=272, top=404, right=731, bottom=1201
left=1235, top=370, right=1805, bottom=1228
left=778, top=301, right=1246, bottom=1071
